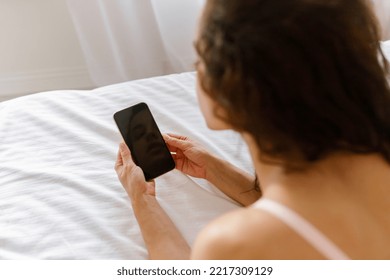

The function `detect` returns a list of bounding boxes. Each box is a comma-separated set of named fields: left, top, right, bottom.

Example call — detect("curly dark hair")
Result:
left=195, top=0, right=390, bottom=168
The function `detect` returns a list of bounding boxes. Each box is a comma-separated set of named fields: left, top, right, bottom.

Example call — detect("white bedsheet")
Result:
left=0, top=72, right=253, bottom=259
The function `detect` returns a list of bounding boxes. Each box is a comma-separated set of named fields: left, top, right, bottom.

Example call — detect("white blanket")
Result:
left=0, top=72, right=252, bottom=259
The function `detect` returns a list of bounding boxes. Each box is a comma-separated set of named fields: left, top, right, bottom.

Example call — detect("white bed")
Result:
left=0, top=72, right=253, bottom=259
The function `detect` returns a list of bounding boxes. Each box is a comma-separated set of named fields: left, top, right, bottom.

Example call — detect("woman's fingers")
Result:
left=163, top=134, right=192, bottom=151
left=115, top=146, right=123, bottom=167
left=166, top=133, right=188, bottom=140
left=119, top=142, right=130, bottom=160
left=119, top=142, right=136, bottom=167
left=163, top=136, right=180, bottom=153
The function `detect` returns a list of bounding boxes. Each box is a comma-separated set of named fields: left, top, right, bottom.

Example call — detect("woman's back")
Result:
left=192, top=153, right=390, bottom=259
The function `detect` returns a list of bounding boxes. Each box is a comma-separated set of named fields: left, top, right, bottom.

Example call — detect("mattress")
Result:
left=0, top=72, right=252, bottom=259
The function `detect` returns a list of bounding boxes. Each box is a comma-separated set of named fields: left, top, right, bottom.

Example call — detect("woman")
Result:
left=115, top=0, right=390, bottom=259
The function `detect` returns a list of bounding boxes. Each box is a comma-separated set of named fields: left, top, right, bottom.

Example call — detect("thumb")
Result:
left=164, top=134, right=192, bottom=151
left=119, top=142, right=132, bottom=163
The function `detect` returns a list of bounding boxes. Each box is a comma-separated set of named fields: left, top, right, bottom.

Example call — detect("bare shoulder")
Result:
left=191, top=207, right=323, bottom=259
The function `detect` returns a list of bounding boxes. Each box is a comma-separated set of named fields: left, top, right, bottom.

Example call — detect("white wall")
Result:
left=0, top=0, right=93, bottom=101
left=372, top=0, right=390, bottom=40
left=0, top=0, right=388, bottom=103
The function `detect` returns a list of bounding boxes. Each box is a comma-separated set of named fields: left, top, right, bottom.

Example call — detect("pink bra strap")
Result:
left=253, top=199, right=350, bottom=260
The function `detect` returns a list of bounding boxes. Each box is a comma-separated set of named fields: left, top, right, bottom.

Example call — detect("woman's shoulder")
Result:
left=190, top=206, right=324, bottom=259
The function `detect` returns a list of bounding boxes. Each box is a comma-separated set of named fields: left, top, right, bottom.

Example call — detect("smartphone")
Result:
left=113, top=102, right=175, bottom=181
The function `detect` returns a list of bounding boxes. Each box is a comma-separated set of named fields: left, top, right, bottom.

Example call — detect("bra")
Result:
left=252, top=198, right=350, bottom=260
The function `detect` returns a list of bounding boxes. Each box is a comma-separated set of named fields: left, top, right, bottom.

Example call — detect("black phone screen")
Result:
left=113, top=102, right=175, bottom=181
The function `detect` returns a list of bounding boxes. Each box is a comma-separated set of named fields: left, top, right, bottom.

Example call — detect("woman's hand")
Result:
left=115, top=142, right=155, bottom=201
left=165, top=133, right=260, bottom=206
left=114, top=141, right=190, bottom=259
left=163, top=133, right=212, bottom=179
